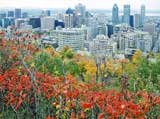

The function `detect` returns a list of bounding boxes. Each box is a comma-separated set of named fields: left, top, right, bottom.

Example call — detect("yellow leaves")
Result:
left=44, top=47, right=58, bottom=56
left=84, top=60, right=96, bottom=76
left=76, top=56, right=96, bottom=81
left=56, top=104, right=60, bottom=109
left=30, top=62, right=35, bottom=68
left=132, top=50, right=142, bottom=64
left=106, top=59, right=124, bottom=77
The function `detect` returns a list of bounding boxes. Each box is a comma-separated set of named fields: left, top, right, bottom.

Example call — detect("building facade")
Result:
left=52, top=28, right=85, bottom=51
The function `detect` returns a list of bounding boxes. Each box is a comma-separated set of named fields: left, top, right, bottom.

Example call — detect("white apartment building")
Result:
left=51, top=28, right=85, bottom=51
left=88, top=35, right=117, bottom=57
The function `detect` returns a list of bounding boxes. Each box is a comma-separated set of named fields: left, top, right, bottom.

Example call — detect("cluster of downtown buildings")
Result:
left=0, top=4, right=160, bottom=58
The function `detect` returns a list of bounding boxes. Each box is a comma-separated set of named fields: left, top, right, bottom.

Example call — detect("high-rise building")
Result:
left=55, top=20, right=65, bottom=29
left=123, top=5, right=130, bottom=25
left=112, top=4, right=119, bottom=25
left=8, top=11, right=14, bottom=17
left=15, top=19, right=26, bottom=28
left=75, top=3, right=86, bottom=26
left=46, top=10, right=51, bottom=16
left=1, top=18, right=15, bottom=28
left=143, top=23, right=156, bottom=35
left=88, top=17, right=98, bottom=39
left=107, top=24, right=114, bottom=38
left=64, top=14, right=73, bottom=28
left=134, top=14, right=141, bottom=28
left=75, top=3, right=86, bottom=17
left=29, top=18, right=41, bottom=28
left=15, top=8, right=21, bottom=18
left=52, top=28, right=85, bottom=51
left=64, top=8, right=74, bottom=28
left=41, top=17, right=55, bottom=30
left=0, top=13, right=6, bottom=18
left=98, top=24, right=107, bottom=35
left=140, top=5, right=145, bottom=27
left=89, top=35, right=117, bottom=56
left=22, top=12, right=28, bottom=18
left=129, top=15, right=134, bottom=27
left=42, top=10, right=51, bottom=16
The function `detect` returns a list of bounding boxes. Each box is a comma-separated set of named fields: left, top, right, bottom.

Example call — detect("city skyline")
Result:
left=0, top=0, right=160, bottom=10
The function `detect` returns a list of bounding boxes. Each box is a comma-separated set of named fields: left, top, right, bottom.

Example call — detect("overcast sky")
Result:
left=0, top=0, right=160, bottom=10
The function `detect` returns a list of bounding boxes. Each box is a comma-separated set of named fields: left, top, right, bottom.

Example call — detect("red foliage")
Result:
left=0, top=68, right=32, bottom=109
left=0, top=36, right=160, bottom=118
left=45, top=116, right=56, bottom=119
left=81, top=102, right=93, bottom=109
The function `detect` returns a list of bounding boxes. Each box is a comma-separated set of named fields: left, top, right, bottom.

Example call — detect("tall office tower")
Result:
left=41, top=17, right=55, bottom=30
left=130, top=15, right=134, bottom=27
left=29, top=18, right=41, bottom=28
left=15, top=8, right=21, bottom=18
left=0, top=13, right=6, bottom=18
left=75, top=3, right=86, bottom=26
left=88, top=17, right=98, bottom=39
left=140, top=5, right=145, bottom=27
left=22, top=12, right=28, bottom=18
left=123, top=5, right=130, bottom=25
left=1, top=18, right=15, bottom=28
left=64, top=14, right=73, bottom=28
left=15, top=19, right=25, bottom=28
left=134, top=14, right=141, bottom=28
left=98, top=24, right=107, bottom=35
left=46, top=10, right=51, bottom=16
left=8, top=11, right=14, bottom=17
left=75, top=3, right=86, bottom=17
left=55, top=20, right=65, bottom=29
left=64, top=8, right=74, bottom=28
left=143, top=23, right=156, bottom=35
left=107, top=24, right=113, bottom=38
left=112, top=4, right=119, bottom=25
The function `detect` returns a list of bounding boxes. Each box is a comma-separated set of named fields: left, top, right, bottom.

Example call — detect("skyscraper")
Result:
left=41, top=17, right=55, bottom=30
left=140, top=5, right=145, bottom=27
left=29, top=18, right=41, bottom=28
left=15, top=8, right=21, bottom=18
left=107, top=24, right=113, bottom=38
left=130, top=15, right=134, bottom=27
left=112, top=4, right=119, bottom=25
left=134, top=14, right=141, bottom=28
left=46, top=10, right=51, bottom=16
left=123, top=5, right=130, bottom=25
left=22, top=12, right=28, bottom=18
left=64, top=8, right=74, bottom=28
left=75, top=3, right=86, bottom=18
left=75, top=3, right=86, bottom=26
left=8, top=11, right=14, bottom=17
left=64, top=14, right=73, bottom=28
left=0, top=13, right=6, bottom=18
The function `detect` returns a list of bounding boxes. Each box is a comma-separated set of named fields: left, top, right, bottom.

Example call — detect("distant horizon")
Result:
left=1, top=7, right=160, bottom=17
left=0, top=0, right=160, bottom=10
left=0, top=7, right=160, bottom=12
